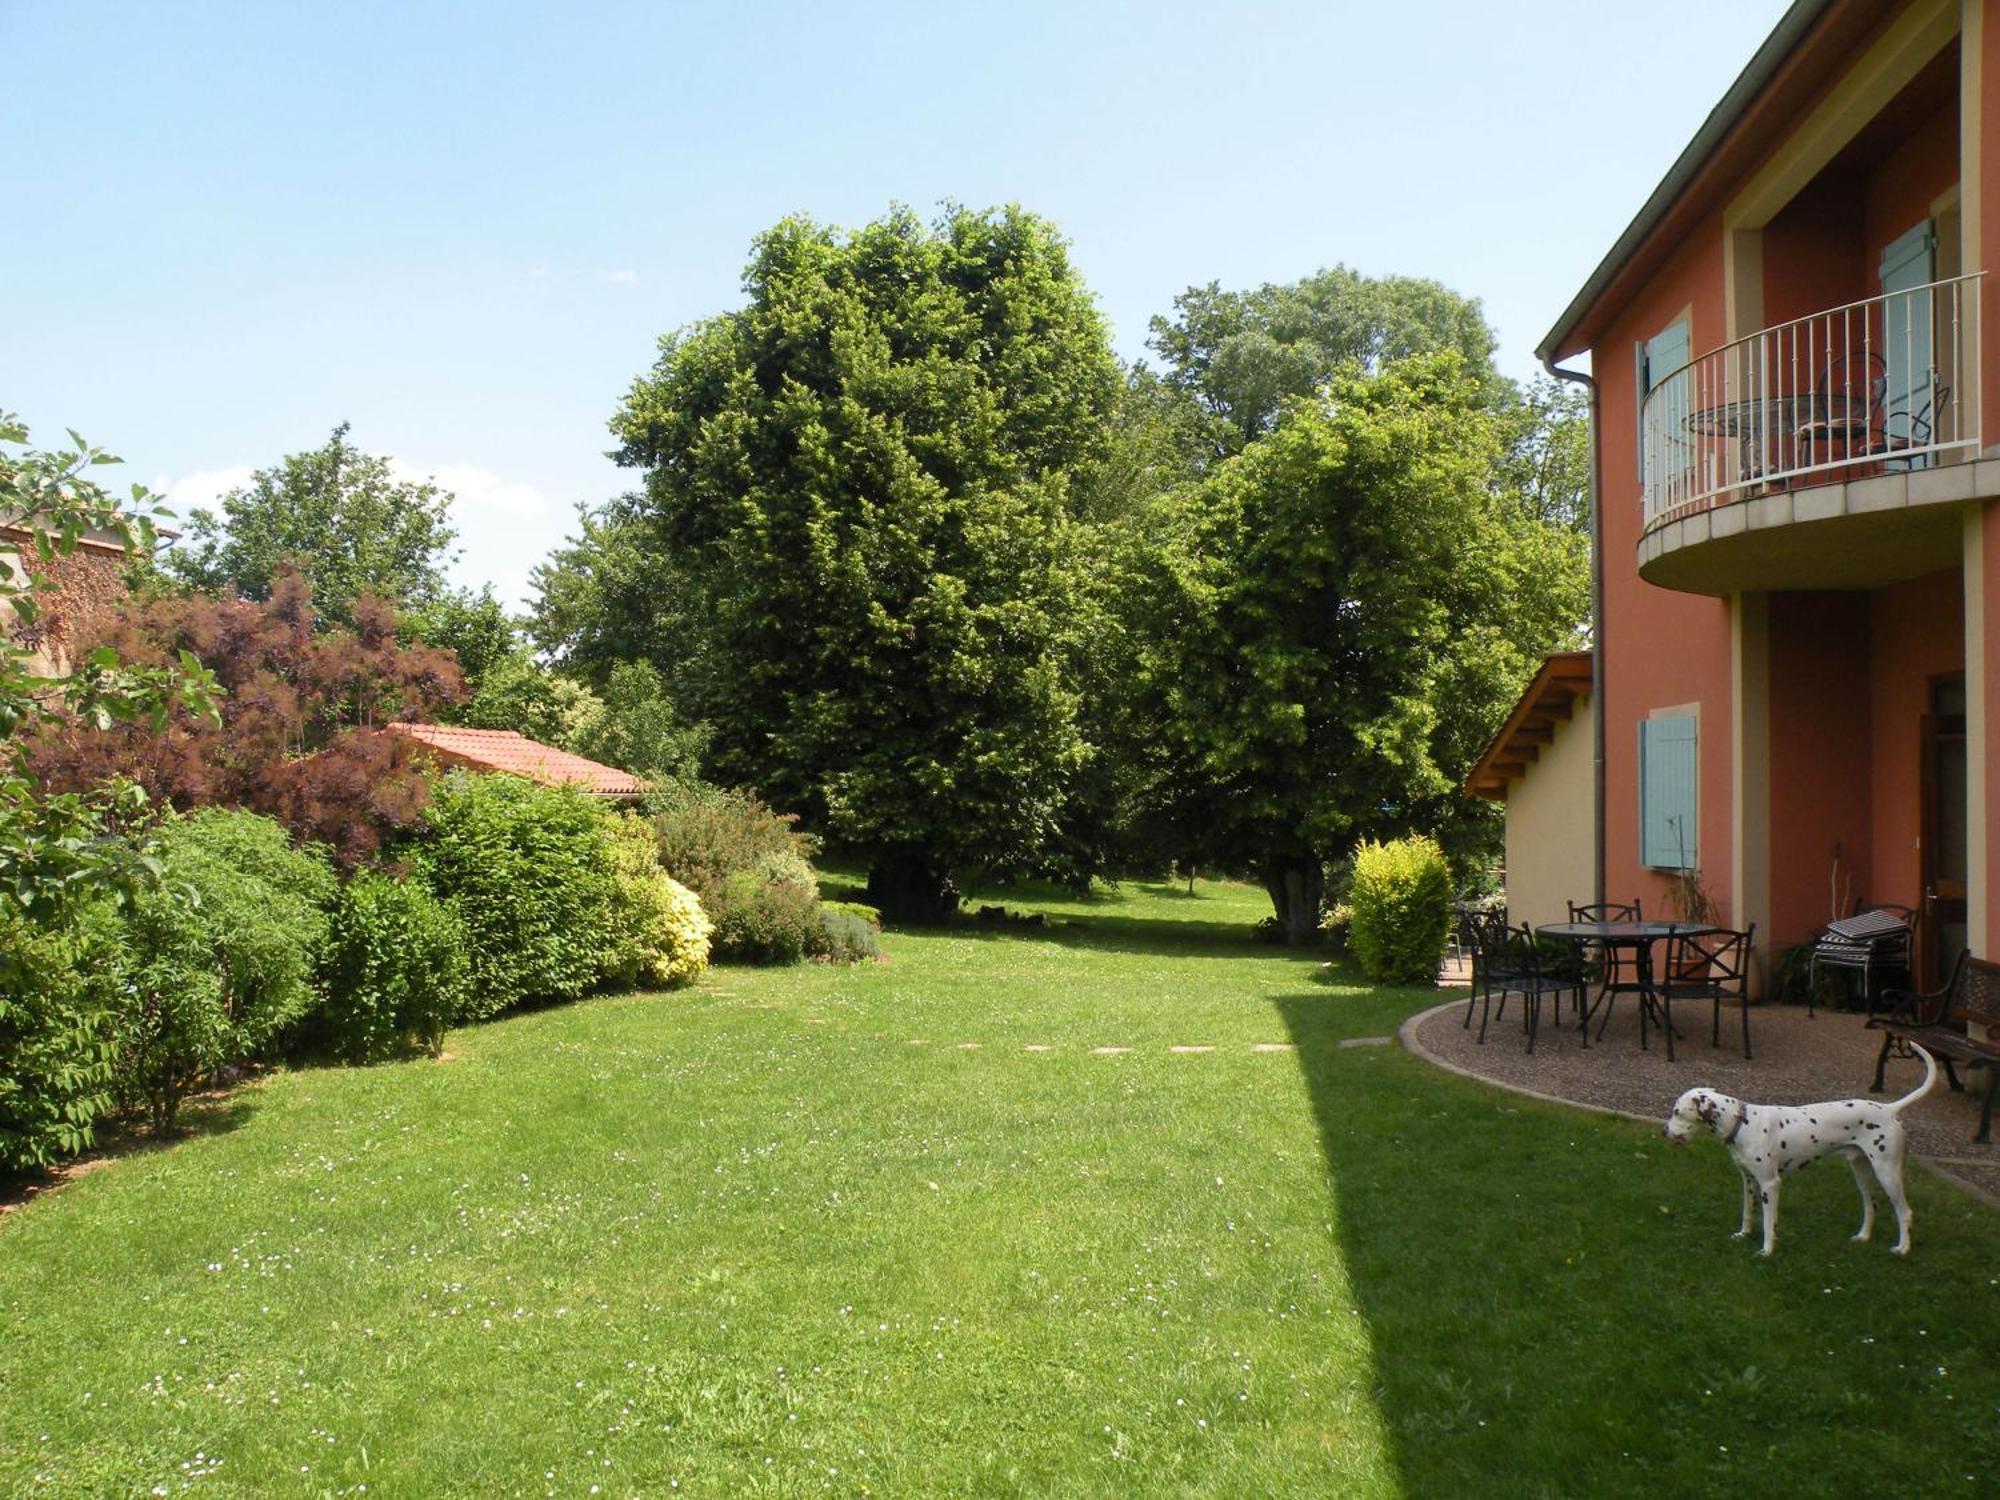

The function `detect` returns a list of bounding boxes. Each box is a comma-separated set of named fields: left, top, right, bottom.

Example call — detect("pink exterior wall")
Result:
left=1767, top=594, right=1874, bottom=949
left=1869, top=569, right=1964, bottom=912
left=1595, top=226, right=1735, bottom=918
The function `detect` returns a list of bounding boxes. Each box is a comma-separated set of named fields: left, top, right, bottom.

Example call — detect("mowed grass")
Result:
left=2, top=878, right=1998, bottom=1497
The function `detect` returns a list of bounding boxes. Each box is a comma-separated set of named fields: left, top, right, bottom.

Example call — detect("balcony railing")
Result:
left=1640, top=273, right=1983, bottom=530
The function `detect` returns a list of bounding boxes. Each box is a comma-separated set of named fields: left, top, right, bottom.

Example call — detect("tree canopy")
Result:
left=1147, top=265, right=1504, bottom=458
left=166, top=423, right=459, bottom=626
left=1114, top=355, right=1586, bottom=942
left=607, top=205, right=1121, bottom=918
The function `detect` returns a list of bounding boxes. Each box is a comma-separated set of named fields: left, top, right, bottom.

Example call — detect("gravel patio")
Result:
left=1406, top=982, right=2000, bottom=1205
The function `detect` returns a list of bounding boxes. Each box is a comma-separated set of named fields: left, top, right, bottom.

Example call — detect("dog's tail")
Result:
left=1889, top=1043, right=1939, bottom=1113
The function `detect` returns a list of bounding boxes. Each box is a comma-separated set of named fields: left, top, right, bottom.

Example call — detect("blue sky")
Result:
left=4, top=0, right=1789, bottom=608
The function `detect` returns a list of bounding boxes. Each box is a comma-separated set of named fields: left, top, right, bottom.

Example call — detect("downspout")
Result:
left=1542, top=356, right=1606, bottom=908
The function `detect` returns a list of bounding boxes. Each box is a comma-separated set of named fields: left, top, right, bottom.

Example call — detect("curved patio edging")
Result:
left=1395, top=997, right=2000, bottom=1211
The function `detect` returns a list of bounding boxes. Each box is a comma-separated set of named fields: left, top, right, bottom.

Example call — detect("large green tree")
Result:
left=1147, top=265, right=1504, bottom=459
left=1120, top=356, right=1586, bottom=943
left=167, top=423, right=458, bottom=625
left=608, top=205, right=1121, bottom=920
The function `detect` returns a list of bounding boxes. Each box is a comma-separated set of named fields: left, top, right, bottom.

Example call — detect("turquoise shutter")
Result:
left=1879, top=220, right=1937, bottom=467
left=1640, top=715, right=1698, bottom=870
left=1640, top=320, right=1693, bottom=488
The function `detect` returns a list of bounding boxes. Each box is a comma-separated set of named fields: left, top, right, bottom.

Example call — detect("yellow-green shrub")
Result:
left=1347, top=835, right=1453, bottom=984
left=603, top=813, right=712, bottom=989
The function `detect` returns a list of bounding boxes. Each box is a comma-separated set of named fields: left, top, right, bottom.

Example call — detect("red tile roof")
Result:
left=385, top=722, right=646, bottom=798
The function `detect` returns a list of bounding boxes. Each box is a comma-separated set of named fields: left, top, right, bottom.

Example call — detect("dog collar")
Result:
left=1722, top=1102, right=1748, bottom=1145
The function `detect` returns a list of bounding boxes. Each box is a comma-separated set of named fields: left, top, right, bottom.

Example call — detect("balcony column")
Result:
left=1731, top=591, right=1771, bottom=989
left=1972, top=0, right=2000, bottom=956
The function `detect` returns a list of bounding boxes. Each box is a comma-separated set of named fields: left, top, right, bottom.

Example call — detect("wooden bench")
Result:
left=1869, top=951, right=2000, bottom=1144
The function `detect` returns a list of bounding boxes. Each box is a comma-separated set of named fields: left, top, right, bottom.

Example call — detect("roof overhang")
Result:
left=1464, top=652, right=1594, bottom=802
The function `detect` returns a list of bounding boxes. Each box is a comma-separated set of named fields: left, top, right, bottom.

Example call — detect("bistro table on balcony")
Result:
left=1682, top=391, right=1863, bottom=493
left=1535, top=919, right=1723, bottom=1061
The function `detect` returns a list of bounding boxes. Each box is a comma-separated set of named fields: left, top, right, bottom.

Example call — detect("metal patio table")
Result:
left=1536, top=920, right=1723, bottom=1061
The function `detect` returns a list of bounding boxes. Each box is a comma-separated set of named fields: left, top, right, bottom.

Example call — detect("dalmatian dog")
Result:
left=1663, top=1044, right=1936, bottom=1256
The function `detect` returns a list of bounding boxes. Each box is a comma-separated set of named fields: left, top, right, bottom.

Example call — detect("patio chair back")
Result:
left=1568, top=899, right=1642, bottom=923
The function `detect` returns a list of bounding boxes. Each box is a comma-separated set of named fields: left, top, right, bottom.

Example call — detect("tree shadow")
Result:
left=0, top=1089, right=260, bottom=1215
left=1271, top=989, right=2000, bottom=1496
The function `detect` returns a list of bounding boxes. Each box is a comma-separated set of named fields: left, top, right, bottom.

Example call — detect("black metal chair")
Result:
left=1807, top=902, right=1914, bottom=1016
left=1459, top=907, right=1512, bottom=1033
left=1660, top=924, right=1757, bottom=1062
left=1795, top=350, right=1886, bottom=468
left=1470, top=922, right=1586, bottom=1054
left=1568, top=898, right=1642, bottom=1035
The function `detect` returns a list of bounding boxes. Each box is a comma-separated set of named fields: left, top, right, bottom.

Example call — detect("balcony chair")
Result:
left=1660, top=924, right=1757, bottom=1062
left=1792, top=350, right=1886, bottom=470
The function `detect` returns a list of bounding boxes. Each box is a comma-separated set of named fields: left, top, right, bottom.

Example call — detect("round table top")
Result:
left=1537, top=920, right=1722, bottom=941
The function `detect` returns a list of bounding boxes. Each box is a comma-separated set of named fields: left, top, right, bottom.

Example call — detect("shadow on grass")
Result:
left=1272, top=989, right=2000, bottom=1497
left=926, top=908, right=1329, bottom=964
left=0, top=1090, right=260, bottom=1215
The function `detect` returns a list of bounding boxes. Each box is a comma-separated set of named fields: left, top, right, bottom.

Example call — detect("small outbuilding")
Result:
left=1465, top=652, right=1597, bottom=929
left=383, top=722, right=646, bottom=800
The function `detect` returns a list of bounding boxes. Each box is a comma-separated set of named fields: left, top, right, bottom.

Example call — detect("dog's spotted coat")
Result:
left=1663, top=1045, right=1937, bottom=1256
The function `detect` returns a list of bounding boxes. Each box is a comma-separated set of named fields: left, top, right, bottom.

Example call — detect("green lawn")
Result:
left=3, top=878, right=1998, bottom=1497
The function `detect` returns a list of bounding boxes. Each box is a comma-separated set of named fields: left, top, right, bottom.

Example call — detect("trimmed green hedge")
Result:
left=1348, top=835, right=1453, bottom=985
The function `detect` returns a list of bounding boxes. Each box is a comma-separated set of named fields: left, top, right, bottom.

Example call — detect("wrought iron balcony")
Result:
left=1640, top=273, right=1983, bottom=531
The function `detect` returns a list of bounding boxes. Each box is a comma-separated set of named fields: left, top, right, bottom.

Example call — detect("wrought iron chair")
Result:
left=1568, top=898, right=1641, bottom=1034
left=1459, top=907, right=1511, bottom=1033
left=1469, top=922, right=1586, bottom=1054
left=1660, top=924, right=1757, bottom=1062
left=1794, top=350, right=1886, bottom=468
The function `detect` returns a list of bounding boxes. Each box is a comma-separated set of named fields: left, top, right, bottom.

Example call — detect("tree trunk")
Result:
left=867, top=852, right=961, bottom=926
left=1263, top=858, right=1325, bottom=947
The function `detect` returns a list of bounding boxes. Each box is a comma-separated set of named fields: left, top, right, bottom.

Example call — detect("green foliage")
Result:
left=413, top=772, right=623, bottom=1019
left=400, top=586, right=521, bottom=694
left=608, top=205, right=1121, bottom=918
left=1347, top=835, right=1453, bottom=985
left=528, top=501, right=701, bottom=688
left=821, top=899, right=882, bottom=929
left=1147, top=265, right=1504, bottom=457
left=602, top=812, right=712, bottom=989
left=644, top=779, right=829, bottom=963
left=456, top=654, right=605, bottom=746
left=709, top=868, right=824, bottom=964
left=0, top=901, right=123, bottom=1171
left=566, top=659, right=708, bottom=780
left=165, top=422, right=458, bottom=626
left=1114, top=355, right=1587, bottom=940
left=0, top=416, right=220, bottom=925
left=117, top=810, right=336, bottom=1130
left=817, top=906, right=882, bottom=962
left=313, top=871, right=471, bottom=1063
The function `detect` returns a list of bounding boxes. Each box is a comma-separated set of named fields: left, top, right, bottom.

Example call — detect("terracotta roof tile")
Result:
left=385, top=722, right=645, bottom=798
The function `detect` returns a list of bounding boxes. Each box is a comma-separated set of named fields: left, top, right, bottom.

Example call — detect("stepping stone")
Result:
left=1023, top=1044, right=1053, bottom=1053
left=956, top=1042, right=981, bottom=1050
left=1340, top=1035, right=1393, bottom=1049
left=906, top=1039, right=929, bottom=1046
left=1169, top=1045, right=1214, bottom=1054
left=1249, top=1043, right=1295, bottom=1053
left=1091, top=1046, right=1131, bottom=1056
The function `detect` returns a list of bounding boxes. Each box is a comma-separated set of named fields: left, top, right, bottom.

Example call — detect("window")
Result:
left=1639, top=713, right=1697, bottom=870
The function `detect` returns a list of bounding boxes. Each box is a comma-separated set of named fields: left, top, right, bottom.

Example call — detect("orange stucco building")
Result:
left=1541, top=0, right=2000, bottom=987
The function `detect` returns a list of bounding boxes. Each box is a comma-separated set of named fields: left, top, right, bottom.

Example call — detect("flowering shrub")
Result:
left=311, top=871, right=469, bottom=1062
left=645, top=779, right=829, bottom=964
left=1347, top=835, right=1453, bottom=984
left=117, top=809, right=336, bottom=1130
left=602, top=812, right=711, bottom=989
